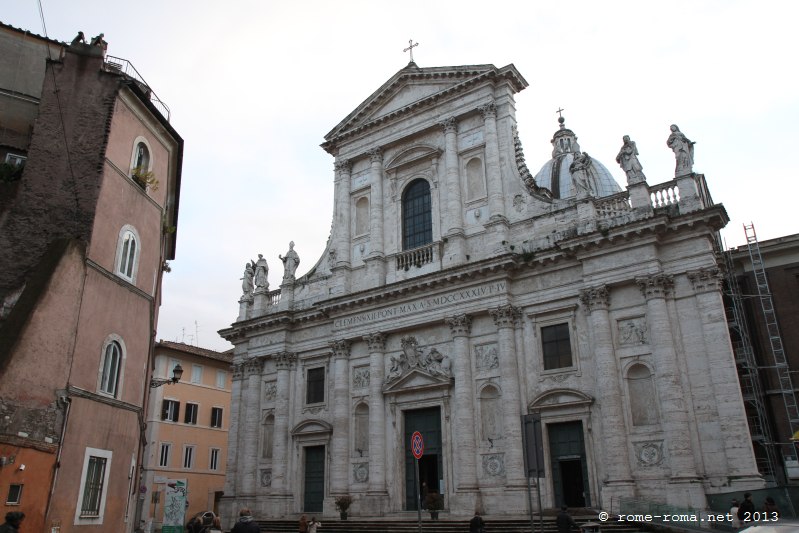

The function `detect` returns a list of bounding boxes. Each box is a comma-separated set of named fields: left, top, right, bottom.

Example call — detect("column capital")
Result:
left=334, top=159, right=352, bottom=174
left=367, top=147, right=383, bottom=163
left=490, top=305, right=520, bottom=329
left=330, top=339, right=352, bottom=359
left=364, top=332, right=387, bottom=352
left=440, top=116, right=458, bottom=134
left=478, top=101, right=497, bottom=120
left=687, top=267, right=723, bottom=294
left=232, top=362, right=246, bottom=381
left=636, top=274, right=674, bottom=300
left=244, top=357, right=264, bottom=377
left=446, top=314, right=472, bottom=337
left=580, top=285, right=610, bottom=312
left=275, top=351, right=297, bottom=370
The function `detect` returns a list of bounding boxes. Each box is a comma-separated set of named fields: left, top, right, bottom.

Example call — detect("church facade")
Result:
left=219, top=62, right=762, bottom=520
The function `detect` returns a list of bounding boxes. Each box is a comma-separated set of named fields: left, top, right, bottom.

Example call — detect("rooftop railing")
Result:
left=105, top=55, right=171, bottom=122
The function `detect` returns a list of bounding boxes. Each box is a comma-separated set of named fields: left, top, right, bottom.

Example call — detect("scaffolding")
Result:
left=726, top=222, right=799, bottom=482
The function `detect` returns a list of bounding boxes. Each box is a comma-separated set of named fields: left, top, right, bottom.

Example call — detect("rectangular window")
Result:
left=183, top=446, right=195, bottom=469
left=184, top=403, right=198, bottom=425
left=158, top=443, right=171, bottom=467
left=4, top=153, right=26, bottom=167
left=210, top=407, right=223, bottom=428
left=161, top=399, right=180, bottom=422
left=191, top=364, right=202, bottom=384
left=209, top=448, right=220, bottom=471
left=80, top=456, right=107, bottom=517
left=542, top=323, right=573, bottom=370
left=216, top=370, right=227, bottom=389
left=6, top=484, right=22, bottom=504
left=306, top=367, right=325, bottom=404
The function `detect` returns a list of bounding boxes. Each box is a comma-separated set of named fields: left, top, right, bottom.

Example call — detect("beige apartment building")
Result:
left=139, top=341, right=232, bottom=531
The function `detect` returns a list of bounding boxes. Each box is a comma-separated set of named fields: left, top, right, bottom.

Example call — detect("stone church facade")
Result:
left=219, top=61, right=762, bottom=519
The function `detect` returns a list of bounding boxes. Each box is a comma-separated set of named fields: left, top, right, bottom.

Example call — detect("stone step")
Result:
left=253, top=517, right=646, bottom=533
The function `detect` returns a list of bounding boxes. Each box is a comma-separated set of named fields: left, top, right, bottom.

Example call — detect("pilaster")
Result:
left=334, top=159, right=353, bottom=267
left=225, top=362, right=245, bottom=495
left=366, top=148, right=386, bottom=286
left=441, top=117, right=465, bottom=266
left=480, top=103, right=505, bottom=222
left=242, top=357, right=265, bottom=494
left=330, top=340, right=352, bottom=495
left=364, top=333, right=388, bottom=494
left=489, top=305, right=526, bottom=486
left=271, top=351, right=296, bottom=493
left=446, top=315, right=478, bottom=490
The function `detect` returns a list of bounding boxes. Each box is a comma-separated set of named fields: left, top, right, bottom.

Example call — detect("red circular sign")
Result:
left=411, top=431, right=424, bottom=459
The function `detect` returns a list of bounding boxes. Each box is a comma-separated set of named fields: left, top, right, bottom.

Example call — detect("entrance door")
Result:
left=303, top=445, right=325, bottom=512
left=404, top=407, right=443, bottom=510
left=548, top=421, right=590, bottom=507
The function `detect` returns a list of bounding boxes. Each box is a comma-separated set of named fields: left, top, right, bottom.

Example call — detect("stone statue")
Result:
left=90, top=33, right=105, bottom=47
left=71, top=32, right=86, bottom=45
left=569, top=151, right=595, bottom=196
left=253, top=254, right=269, bottom=290
left=616, top=135, right=646, bottom=184
left=667, top=124, right=695, bottom=177
left=386, top=355, right=403, bottom=382
left=241, top=262, right=254, bottom=296
left=279, top=241, right=300, bottom=281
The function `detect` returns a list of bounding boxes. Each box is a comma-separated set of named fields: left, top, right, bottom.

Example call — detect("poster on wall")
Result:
left=161, top=479, right=187, bottom=533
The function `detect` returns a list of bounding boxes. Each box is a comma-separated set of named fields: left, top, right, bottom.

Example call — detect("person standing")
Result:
left=299, top=514, right=308, bottom=533
left=469, top=511, right=485, bottom=533
left=556, top=506, right=578, bottom=533
left=730, top=498, right=741, bottom=529
left=308, top=516, right=322, bottom=533
left=231, top=508, right=260, bottom=533
left=0, top=512, right=24, bottom=533
left=738, top=492, right=755, bottom=523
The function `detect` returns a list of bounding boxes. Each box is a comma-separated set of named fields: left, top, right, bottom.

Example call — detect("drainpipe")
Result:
left=45, top=394, right=71, bottom=521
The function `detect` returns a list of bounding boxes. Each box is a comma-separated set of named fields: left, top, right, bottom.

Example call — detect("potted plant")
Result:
left=335, top=495, right=353, bottom=520
left=131, top=166, right=159, bottom=191
left=424, top=492, right=444, bottom=520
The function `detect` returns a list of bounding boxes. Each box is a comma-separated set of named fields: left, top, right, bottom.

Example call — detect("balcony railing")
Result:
left=105, top=56, right=171, bottom=122
left=396, top=242, right=437, bottom=271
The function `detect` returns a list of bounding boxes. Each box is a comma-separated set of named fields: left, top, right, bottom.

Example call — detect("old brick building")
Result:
left=0, top=23, right=182, bottom=532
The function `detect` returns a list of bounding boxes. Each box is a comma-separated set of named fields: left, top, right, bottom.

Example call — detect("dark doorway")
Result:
left=303, top=445, right=325, bottom=512
left=404, top=406, right=443, bottom=510
left=548, top=421, right=590, bottom=507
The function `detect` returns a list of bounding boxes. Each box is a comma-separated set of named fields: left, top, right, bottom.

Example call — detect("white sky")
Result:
left=5, top=1, right=798, bottom=351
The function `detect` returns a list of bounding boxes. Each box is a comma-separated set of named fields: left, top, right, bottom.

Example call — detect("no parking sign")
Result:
left=411, top=431, right=424, bottom=459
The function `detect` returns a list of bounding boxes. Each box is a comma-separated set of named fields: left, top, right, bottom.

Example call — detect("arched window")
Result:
left=480, top=385, right=502, bottom=441
left=262, top=413, right=275, bottom=459
left=354, top=403, right=369, bottom=454
left=355, top=196, right=370, bottom=236
left=115, top=225, right=140, bottom=282
left=99, top=340, right=122, bottom=397
left=402, top=179, right=432, bottom=250
left=133, top=142, right=150, bottom=172
left=627, top=363, right=659, bottom=426
left=466, top=157, right=486, bottom=201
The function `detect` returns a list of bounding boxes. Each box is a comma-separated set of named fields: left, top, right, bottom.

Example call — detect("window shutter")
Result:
left=161, top=400, right=168, bottom=420
left=175, top=401, right=180, bottom=421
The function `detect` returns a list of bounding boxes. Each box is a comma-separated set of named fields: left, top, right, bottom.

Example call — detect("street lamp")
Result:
left=149, top=364, right=183, bottom=388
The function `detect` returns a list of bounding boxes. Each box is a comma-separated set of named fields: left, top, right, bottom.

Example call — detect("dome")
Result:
left=533, top=117, right=622, bottom=199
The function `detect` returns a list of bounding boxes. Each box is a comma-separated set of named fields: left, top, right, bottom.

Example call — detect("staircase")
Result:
left=253, top=515, right=649, bottom=533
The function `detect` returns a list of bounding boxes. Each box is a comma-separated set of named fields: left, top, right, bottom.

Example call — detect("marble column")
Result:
left=241, top=357, right=264, bottom=495
left=441, top=117, right=465, bottom=265
left=333, top=159, right=352, bottom=267
left=271, top=351, right=296, bottom=493
left=688, top=268, right=762, bottom=482
left=479, top=103, right=505, bottom=220
left=579, top=287, right=634, bottom=489
left=446, top=315, right=478, bottom=490
left=364, top=333, right=388, bottom=493
left=636, top=274, right=698, bottom=480
left=489, top=305, right=526, bottom=486
left=224, top=363, right=245, bottom=495
left=330, top=340, right=352, bottom=495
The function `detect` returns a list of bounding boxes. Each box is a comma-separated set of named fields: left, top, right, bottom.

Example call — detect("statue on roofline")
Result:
left=667, top=124, right=695, bottom=177
left=616, top=135, right=646, bottom=184
left=280, top=241, right=300, bottom=281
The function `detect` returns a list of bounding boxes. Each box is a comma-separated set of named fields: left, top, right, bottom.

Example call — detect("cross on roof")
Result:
left=403, top=39, right=419, bottom=63
left=556, top=107, right=565, bottom=119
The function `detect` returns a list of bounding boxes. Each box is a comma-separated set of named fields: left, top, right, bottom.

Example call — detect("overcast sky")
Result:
left=5, top=1, right=798, bottom=351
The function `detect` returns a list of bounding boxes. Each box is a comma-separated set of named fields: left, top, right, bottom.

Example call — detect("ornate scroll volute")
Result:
left=687, top=267, right=724, bottom=294
left=580, top=285, right=610, bottom=313
left=364, top=332, right=386, bottom=353
left=446, top=314, right=472, bottom=337
left=330, top=340, right=352, bottom=360
left=489, top=305, right=521, bottom=329
left=636, top=274, right=674, bottom=300
left=274, top=351, right=297, bottom=370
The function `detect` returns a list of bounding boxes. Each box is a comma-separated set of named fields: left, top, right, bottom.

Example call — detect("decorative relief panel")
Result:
left=481, top=453, right=506, bottom=477
left=385, top=336, right=452, bottom=385
left=353, top=367, right=370, bottom=389
left=617, top=317, right=648, bottom=346
left=474, top=344, right=499, bottom=372
left=634, top=441, right=665, bottom=467
left=263, top=381, right=277, bottom=402
left=260, top=469, right=272, bottom=487
left=353, top=462, right=369, bottom=483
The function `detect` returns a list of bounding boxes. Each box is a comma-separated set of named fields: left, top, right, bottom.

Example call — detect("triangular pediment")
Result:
left=383, top=368, right=452, bottom=395
left=323, top=63, right=528, bottom=151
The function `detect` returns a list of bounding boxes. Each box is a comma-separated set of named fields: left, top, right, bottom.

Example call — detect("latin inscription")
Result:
left=333, top=281, right=506, bottom=329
